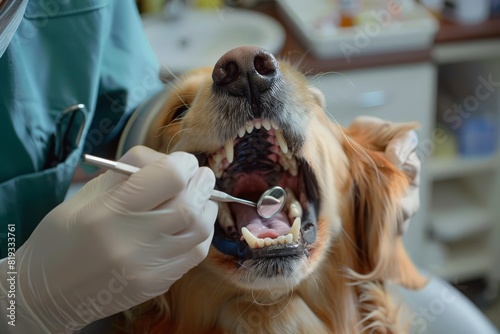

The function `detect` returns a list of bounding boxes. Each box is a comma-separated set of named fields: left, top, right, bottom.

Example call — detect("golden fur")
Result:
left=114, top=53, right=426, bottom=334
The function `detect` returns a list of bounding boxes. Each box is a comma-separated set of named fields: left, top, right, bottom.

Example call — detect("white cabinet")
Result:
left=309, top=62, right=435, bottom=133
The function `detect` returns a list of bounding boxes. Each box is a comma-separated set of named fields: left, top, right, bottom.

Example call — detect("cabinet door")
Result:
left=308, top=62, right=436, bottom=139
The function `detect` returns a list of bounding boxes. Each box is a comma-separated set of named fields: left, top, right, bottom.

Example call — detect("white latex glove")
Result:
left=351, top=116, right=420, bottom=235
left=0, top=146, right=217, bottom=333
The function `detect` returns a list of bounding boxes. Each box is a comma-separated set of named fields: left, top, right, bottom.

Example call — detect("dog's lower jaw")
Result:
left=231, top=254, right=310, bottom=291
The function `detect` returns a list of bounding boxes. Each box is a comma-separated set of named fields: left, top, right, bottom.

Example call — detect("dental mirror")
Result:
left=83, top=154, right=287, bottom=218
left=211, top=186, right=286, bottom=219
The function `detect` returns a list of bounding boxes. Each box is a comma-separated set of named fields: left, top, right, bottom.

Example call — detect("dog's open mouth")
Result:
left=197, top=118, right=320, bottom=262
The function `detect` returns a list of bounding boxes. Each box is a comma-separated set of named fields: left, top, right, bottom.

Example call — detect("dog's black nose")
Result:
left=212, top=46, right=280, bottom=112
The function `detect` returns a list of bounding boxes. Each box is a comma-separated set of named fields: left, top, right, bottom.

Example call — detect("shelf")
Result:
left=429, top=208, right=492, bottom=242
left=429, top=179, right=492, bottom=242
left=427, top=154, right=499, bottom=181
left=429, top=244, right=491, bottom=281
left=433, top=39, right=500, bottom=64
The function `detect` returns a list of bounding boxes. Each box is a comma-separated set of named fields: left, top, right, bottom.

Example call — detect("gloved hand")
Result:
left=0, top=146, right=217, bottom=333
left=351, top=116, right=420, bottom=235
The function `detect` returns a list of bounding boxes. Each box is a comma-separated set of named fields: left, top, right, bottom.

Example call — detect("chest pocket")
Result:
left=24, top=0, right=110, bottom=19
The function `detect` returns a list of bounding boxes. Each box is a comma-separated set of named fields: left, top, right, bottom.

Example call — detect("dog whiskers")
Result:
left=207, top=277, right=230, bottom=303
left=166, top=127, right=192, bottom=153
left=309, top=270, right=327, bottom=293
left=270, top=287, right=294, bottom=319
left=309, top=71, right=356, bottom=89
left=155, top=118, right=183, bottom=137
left=159, top=64, right=180, bottom=84
left=338, top=224, right=362, bottom=255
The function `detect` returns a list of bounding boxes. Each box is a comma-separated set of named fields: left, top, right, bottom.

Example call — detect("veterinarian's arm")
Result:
left=351, top=116, right=420, bottom=234
left=0, top=146, right=217, bottom=333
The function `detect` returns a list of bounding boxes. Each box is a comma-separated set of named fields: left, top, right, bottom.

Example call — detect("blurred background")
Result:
left=135, top=0, right=500, bottom=329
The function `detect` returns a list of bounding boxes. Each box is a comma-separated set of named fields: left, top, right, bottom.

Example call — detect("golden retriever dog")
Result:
left=114, top=46, right=427, bottom=333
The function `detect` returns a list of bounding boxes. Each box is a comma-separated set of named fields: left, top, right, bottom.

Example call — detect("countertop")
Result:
left=255, top=2, right=500, bottom=73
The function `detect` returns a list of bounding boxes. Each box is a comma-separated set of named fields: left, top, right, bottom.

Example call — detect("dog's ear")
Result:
left=343, top=120, right=427, bottom=290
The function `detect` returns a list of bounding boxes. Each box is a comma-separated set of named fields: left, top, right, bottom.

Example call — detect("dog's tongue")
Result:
left=230, top=203, right=290, bottom=239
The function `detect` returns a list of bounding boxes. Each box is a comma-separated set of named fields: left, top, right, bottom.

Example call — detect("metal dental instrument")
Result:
left=82, top=154, right=286, bottom=218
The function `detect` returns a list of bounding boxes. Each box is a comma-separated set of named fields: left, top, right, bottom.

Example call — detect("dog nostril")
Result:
left=213, top=61, right=239, bottom=86
left=254, top=54, right=276, bottom=76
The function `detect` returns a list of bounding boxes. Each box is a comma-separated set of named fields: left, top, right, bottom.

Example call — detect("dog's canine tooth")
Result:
left=285, top=151, right=293, bottom=160
left=241, top=227, right=259, bottom=248
left=271, top=120, right=279, bottom=130
left=275, top=130, right=288, bottom=154
left=224, top=140, right=234, bottom=163
left=238, top=127, right=245, bottom=138
left=290, top=217, right=301, bottom=242
left=245, top=122, right=254, bottom=134
left=262, top=119, right=271, bottom=131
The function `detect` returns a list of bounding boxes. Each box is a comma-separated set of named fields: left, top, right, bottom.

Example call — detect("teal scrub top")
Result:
left=0, top=0, right=164, bottom=257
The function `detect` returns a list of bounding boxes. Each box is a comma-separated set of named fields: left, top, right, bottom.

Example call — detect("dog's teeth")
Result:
left=262, top=119, right=271, bottom=131
left=238, top=127, right=246, bottom=138
left=224, top=140, right=234, bottom=164
left=275, top=130, right=288, bottom=154
left=241, top=227, right=259, bottom=249
left=281, top=160, right=289, bottom=171
left=213, top=152, right=223, bottom=165
left=243, top=223, right=301, bottom=249
left=285, top=188, right=294, bottom=204
left=217, top=202, right=235, bottom=231
left=290, top=217, right=301, bottom=242
left=271, top=120, right=279, bottom=130
left=289, top=202, right=302, bottom=220
left=254, top=119, right=262, bottom=129
left=246, top=123, right=254, bottom=134
left=208, top=157, right=217, bottom=174
left=286, top=151, right=293, bottom=160
left=215, top=168, right=223, bottom=178
left=256, top=238, right=265, bottom=248
left=211, top=153, right=224, bottom=178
